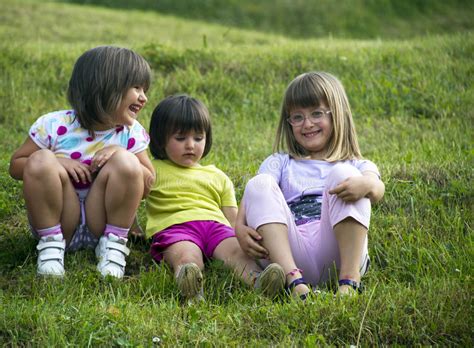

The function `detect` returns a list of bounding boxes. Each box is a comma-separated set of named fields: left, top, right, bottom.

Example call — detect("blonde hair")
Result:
left=273, top=71, right=362, bottom=161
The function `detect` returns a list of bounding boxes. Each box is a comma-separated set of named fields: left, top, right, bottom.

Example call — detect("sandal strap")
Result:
left=286, top=277, right=309, bottom=300
left=299, top=292, right=309, bottom=301
left=286, top=268, right=303, bottom=277
left=38, top=253, right=63, bottom=262
left=338, top=279, right=363, bottom=293
left=106, top=240, right=130, bottom=255
left=37, top=241, right=65, bottom=251
left=106, top=253, right=127, bottom=267
left=287, top=277, right=307, bottom=290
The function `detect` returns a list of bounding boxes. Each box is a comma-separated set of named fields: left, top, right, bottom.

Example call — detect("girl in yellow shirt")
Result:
left=146, top=94, right=285, bottom=301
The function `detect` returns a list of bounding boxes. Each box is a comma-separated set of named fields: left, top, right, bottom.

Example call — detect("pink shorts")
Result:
left=150, top=220, right=235, bottom=262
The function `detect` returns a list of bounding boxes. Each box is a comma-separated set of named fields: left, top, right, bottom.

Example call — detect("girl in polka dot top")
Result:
left=9, top=46, right=155, bottom=279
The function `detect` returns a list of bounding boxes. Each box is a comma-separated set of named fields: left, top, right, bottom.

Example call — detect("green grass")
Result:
left=0, top=0, right=473, bottom=345
left=59, top=0, right=474, bottom=39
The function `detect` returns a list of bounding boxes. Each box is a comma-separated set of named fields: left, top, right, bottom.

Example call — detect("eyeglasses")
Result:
left=286, top=110, right=332, bottom=126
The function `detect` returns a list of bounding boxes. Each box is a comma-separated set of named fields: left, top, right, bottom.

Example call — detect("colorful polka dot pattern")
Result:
left=28, top=109, right=150, bottom=187
left=57, top=126, right=67, bottom=136
left=127, top=138, right=136, bottom=150
left=71, top=152, right=81, bottom=160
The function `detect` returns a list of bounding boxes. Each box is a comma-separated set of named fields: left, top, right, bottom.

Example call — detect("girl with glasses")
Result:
left=236, top=71, right=385, bottom=298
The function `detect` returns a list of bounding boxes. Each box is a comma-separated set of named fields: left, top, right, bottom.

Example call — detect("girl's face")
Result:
left=113, top=86, right=148, bottom=126
left=288, top=102, right=333, bottom=159
left=165, top=130, right=206, bottom=167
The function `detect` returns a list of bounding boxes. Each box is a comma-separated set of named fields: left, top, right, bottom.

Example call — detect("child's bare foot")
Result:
left=286, top=269, right=310, bottom=300
left=337, top=279, right=362, bottom=296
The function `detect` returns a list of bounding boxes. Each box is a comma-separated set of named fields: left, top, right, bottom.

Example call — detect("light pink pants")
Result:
left=242, top=163, right=371, bottom=286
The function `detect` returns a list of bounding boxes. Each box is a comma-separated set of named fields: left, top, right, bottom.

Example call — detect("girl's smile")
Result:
left=114, top=86, right=148, bottom=126
left=302, top=129, right=322, bottom=137
left=129, top=103, right=143, bottom=115
left=290, top=104, right=333, bottom=159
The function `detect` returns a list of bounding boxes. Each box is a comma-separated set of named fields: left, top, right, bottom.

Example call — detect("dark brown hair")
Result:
left=149, top=94, right=212, bottom=160
left=67, top=46, right=151, bottom=136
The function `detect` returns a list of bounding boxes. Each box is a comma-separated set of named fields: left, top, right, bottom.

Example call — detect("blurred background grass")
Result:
left=59, top=0, right=474, bottom=39
left=0, top=0, right=472, bottom=345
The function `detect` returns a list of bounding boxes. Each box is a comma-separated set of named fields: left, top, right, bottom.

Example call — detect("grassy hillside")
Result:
left=59, top=0, right=474, bottom=39
left=0, top=0, right=473, bottom=346
left=0, top=0, right=292, bottom=49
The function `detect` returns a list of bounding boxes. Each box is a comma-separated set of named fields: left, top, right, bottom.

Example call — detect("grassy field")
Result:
left=0, top=0, right=473, bottom=345
left=60, top=0, right=474, bottom=39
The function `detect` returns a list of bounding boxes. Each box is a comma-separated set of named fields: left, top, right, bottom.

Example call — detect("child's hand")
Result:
left=235, top=223, right=269, bottom=259
left=57, top=157, right=92, bottom=184
left=90, top=146, right=120, bottom=172
left=328, top=176, right=370, bottom=202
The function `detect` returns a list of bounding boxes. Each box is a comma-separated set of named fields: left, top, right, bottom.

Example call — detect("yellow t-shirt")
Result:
left=145, top=159, right=237, bottom=237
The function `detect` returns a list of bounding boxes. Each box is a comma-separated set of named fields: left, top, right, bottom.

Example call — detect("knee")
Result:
left=176, top=255, right=192, bottom=265
left=246, top=174, right=278, bottom=193
left=175, top=254, right=203, bottom=268
left=222, top=244, right=244, bottom=261
left=326, top=163, right=361, bottom=189
left=104, top=149, right=142, bottom=180
left=24, top=150, right=65, bottom=179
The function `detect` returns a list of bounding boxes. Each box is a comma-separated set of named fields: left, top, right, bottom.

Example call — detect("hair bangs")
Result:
left=169, top=100, right=210, bottom=136
left=125, top=54, right=152, bottom=92
left=284, top=74, right=328, bottom=114
left=149, top=94, right=213, bottom=160
left=67, top=46, right=152, bottom=137
left=275, top=71, right=362, bottom=161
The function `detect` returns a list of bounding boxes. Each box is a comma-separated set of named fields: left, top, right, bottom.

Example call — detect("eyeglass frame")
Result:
left=286, top=109, right=332, bottom=126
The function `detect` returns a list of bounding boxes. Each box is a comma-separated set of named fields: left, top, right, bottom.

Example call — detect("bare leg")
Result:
left=212, top=237, right=260, bottom=285
left=164, top=241, right=205, bottom=273
left=164, top=241, right=205, bottom=299
left=86, top=149, right=144, bottom=236
left=86, top=150, right=144, bottom=278
left=334, top=217, right=367, bottom=294
left=23, top=149, right=80, bottom=243
left=257, top=223, right=310, bottom=297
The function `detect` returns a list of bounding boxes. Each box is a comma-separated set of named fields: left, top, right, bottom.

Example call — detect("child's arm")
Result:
left=11, top=137, right=93, bottom=184
left=363, top=171, right=385, bottom=203
left=329, top=171, right=385, bottom=204
left=234, top=202, right=269, bottom=259
left=9, top=137, right=41, bottom=180
left=90, top=145, right=122, bottom=172
left=89, top=146, right=155, bottom=197
left=135, top=150, right=155, bottom=198
left=221, top=206, right=238, bottom=228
